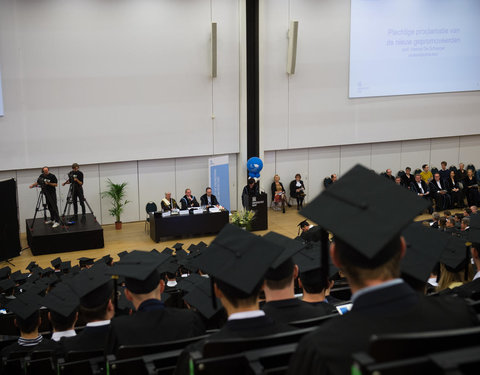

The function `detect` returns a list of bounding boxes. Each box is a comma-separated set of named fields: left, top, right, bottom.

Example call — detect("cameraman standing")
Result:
left=30, top=166, right=60, bottom=228
left=62, top=163, right=85, bottom=217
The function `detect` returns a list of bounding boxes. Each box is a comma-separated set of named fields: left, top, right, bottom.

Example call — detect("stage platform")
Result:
left=26, top=214, right=104, bottom=256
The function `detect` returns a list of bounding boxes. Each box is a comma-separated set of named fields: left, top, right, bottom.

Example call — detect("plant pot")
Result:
left=115, top=221, right=122, bottom=230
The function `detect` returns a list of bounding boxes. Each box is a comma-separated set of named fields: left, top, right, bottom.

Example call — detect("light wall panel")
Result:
left=308, top=146, right=341, bottom=197
left=430, top=137, right=461, bottom=169
left=400, top=139, right=431, bottom=172
left=340, top=144, right=372, bottom=175
left=459, top=135, right=480, bottom=168
left=99, top=162, right=140, bottom=225
left=371, top=142, right=402, bottom=174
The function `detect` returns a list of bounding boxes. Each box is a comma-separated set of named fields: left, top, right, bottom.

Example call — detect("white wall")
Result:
left=262, top=135, right=480, bottom=203
left=260, top=0, right=480, bottom=151
left=5, top=154, right=238, bottom=233
left=0, top=0, right=240, bottom=170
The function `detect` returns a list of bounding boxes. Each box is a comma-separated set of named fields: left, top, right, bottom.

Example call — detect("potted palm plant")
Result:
left=101, top=179, right=130, bottom=229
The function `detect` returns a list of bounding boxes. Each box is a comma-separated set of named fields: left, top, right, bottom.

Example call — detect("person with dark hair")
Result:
left=105, top=251, right=205, bottom=354
left=241, top=178, right=259, bottom=208
left=261, top=233, right=333, bottom=323
left=420, top=164, right=433, bottom=184
left=1, top=292, right=60, bottom=358
left=200, top=187, right=219, bottom=207
left=42, top=283, right=79, bottom=341
left=62, top=163, right=86, bottom=217
left=175, top=225, right=293, bottom=375
left=289, top=174, right=306, bottom=210
left=446, top=169, right=464, bottom=208
left=288, top=164, right=479, bottom=375
left=401, top=167, right=414, bottom=188
left=180, top=188, right=199, bottom=210
left=384, top=169, right=395, bottom=182
left=29, top=166, right=60, bottom=228
left=439, top=161, right=450, bottom=181
left=429, top=172, right=451, bottom=211
left=464, top=169, right=480, bottom=206
left=61, top=265, right=115, bottom=352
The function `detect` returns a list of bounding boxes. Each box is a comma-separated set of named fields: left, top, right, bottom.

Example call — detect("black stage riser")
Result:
left=26, top=214, right=104, bottom=256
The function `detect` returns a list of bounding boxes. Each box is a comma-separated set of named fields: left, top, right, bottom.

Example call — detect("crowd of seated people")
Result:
left=0, top=164, right=479, bottom=374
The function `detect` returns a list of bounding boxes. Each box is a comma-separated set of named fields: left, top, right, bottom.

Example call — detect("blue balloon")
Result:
left=247, top=157, right=263, bottom=178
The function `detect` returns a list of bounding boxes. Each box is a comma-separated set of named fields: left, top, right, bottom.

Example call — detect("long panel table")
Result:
left=149, top=210, right=229, bottom=242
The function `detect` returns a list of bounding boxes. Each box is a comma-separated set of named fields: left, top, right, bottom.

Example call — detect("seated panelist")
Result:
left=180, top=188, right=200, bottom=210
left=161, top=192, right=179, bottom=211
left=200, top=187, right=219, bottom=207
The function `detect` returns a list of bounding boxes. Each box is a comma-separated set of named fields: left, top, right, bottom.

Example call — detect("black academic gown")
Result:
left=105, top=299, right=205, bottom=354
left=287, top=282, right=479, bottom=375
left=449, top=278, right=480, bottom=299
left=60, top=323, right=110, bottom=353
left=1, top=337, right=61, bottom=358
left=262, top=298, right=335, bottom=324
left=175, top=314, right=294, bottom=375
left=180, top=195, right=200, bottom=210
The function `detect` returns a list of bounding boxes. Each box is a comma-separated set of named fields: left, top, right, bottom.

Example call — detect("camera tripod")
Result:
left=62, top=180, right=96, bottom=222
left=30, top=187, right=66, bottom=230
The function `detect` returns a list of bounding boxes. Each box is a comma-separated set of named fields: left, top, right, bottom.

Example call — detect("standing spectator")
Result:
left=438, top=161, right=450, bottom=181
left=401, top=167, right=414, bottom=188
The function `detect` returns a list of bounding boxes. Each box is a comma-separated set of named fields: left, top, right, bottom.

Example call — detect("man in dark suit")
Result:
left=200, top=187, right=219, bottom=207
left=105, top=251, right=205, bottom=354
left=289, top=164, right=479, bottom=375
left=175, top=225, right=294, bottom=374
left=1, top=292, right=60, bottom=358
left=241, top=178, right=259, bottom=208
left=410, top=173, right=433, bottom=213
left=180, top=188, right=200, bottom=210
left=61, top=265, right=115, bottom=352
left=429, top=172, right=451, bottom=210
left=384, top=169, right=395, bottom=182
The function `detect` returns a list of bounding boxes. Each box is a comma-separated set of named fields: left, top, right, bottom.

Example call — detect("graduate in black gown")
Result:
left=175, top=225, right=294, bottom=374
left=61, top=264, right=115, bottom=353
left=1, top=292, right=60, bottom=358
left=105, top=251, right=205, bottom=354
left=261, top=232, right=334, bottom=323
left=288, top=165, right=479, bottom=375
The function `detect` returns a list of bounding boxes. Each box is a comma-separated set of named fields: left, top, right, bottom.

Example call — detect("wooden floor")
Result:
left=3, top=207, right=460, bottom=272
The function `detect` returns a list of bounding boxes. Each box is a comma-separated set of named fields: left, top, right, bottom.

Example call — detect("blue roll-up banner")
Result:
left=208, top=155, right=230, bottom=211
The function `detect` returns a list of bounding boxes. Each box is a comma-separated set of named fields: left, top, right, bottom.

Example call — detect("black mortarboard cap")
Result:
left=51, top=257, right=62, bottom=268
left=183, top=278, right=223, bottom=319
left=70, top=265, right=81, bottom=275
left=41, top=267, right=54, bottom=277
left=173, top=243, right=184, bottom=250
left=175, top=249, right=189, bottom=259
left=42, top=283, right=79, bottom=317
left=78, top=257, right=95, bottom=267
left=67, top=264, right=113, bottom=308
left=197, top=241, right=208, bottom=248
left=7, top=292, right=42, bottom=320
left=293, top=243, right=338, bottom=278
left=0, top=279, right=16, bottom=293
left=440, top=235, right=471, bottom=274
left=118, top=251, right=128, bottom=258
left=177, top=273, right=205, bottom=293
left=191, top=224, right=283, bottom=294
left=162, top=260, right=180, bottom=275
left=106, top=251, right=170, bottom=294
left=263, top=232, right=305, bottom=280
left=300, top=164, right=430, bottom=265
left=60, top=261, right=71, bottom=272
left=162, top=248, right=174, bottom=256
left=188, top=244, right=198, bottom=251
left=0, top=267, right=11, bottom=280
left=468, top=214, right=480, bottom=245
left=298, top=220, right=309, bottom=228
left=26, top=262, right=38, bottom=272
left=400, top=224, right=449, bottom=283
left=12, top=272, right=29, bottom=284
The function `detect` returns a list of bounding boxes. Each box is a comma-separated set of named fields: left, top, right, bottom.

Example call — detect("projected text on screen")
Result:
left=349, top=0, right=480, bottom=98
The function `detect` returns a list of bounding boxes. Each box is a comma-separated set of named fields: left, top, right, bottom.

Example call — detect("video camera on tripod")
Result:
left=37, top=176, right=51, bottom=188
left=67, top=171, right=78, bottom=184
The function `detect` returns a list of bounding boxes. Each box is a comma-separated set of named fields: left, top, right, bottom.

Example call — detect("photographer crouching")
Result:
left=29, top=167, right=60, bottom=228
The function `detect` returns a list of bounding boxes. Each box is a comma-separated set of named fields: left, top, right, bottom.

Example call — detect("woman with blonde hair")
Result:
left=270, top=174, right=288, bottom=213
